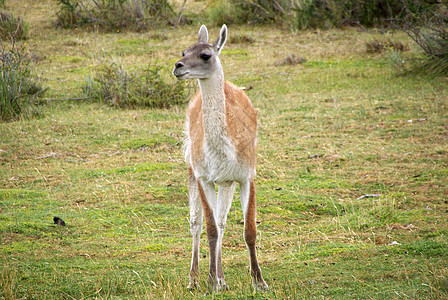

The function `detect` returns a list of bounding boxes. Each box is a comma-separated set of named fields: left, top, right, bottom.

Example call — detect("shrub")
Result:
left=208, top=0, right=242, bottom=26
left=208, top=0, right=293, bottom=27
left=393, top=2, right=448, bottom=76
left=0, top=12, right=29, bottom=40
left=55, top=0, right=176, bottom=31
left=207, top=0, right=438, bottom=30
left=83, top=62, right=188, bottom=108
left=0, top=41, right=44, bottom=122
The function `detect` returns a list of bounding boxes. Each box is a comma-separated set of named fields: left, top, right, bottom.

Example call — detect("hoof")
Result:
left=253, top=280, right=269, bottom=292
left=203, top=283, right=228, bottom=295
left=187, top=282, right=200, bottom=291
left=217, top=278, right=229, bottom=291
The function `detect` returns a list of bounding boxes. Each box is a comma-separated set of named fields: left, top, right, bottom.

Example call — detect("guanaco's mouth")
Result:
left=173, top=70, right=190, bottom=80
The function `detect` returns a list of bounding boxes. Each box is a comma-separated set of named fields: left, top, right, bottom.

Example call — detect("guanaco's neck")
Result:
left=197, top=64, right=235, bottom=160
left=197, top=64, right=226, bottom=140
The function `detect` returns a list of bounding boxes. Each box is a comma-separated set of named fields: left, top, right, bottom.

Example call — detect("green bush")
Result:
left=0, top=12, right=29, bottom=40
left=55, top=0, right=175, bottom=31
left=419, top=33, right=448, bottom=76
left=208, top=0, right=438, bottom=30
left=208, top=0, right=242, bottom=26
left=0, top=42, right=44, bottom=122
left=83, top=62, right=188, bottom=109
left=393, top=2, right=448, bottom=76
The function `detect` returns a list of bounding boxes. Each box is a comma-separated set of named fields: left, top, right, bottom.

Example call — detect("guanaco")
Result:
left=173, top=24, right=268, bottom=292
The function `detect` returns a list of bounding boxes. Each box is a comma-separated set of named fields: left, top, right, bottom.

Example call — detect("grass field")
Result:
left=1, top=1, right=448, bottom=299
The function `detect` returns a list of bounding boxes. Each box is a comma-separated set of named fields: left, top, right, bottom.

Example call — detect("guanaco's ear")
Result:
left=213, top=24, right=227, bottom=55
left=198, top=25, right=209, bottom=44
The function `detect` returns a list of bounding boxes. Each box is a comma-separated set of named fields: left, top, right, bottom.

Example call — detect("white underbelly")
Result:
left=199, top=157, right=251, bottom=183
left=185, top=137, right=253, bottom=184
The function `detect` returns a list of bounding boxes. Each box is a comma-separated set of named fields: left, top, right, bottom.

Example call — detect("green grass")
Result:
left=1, top=1, right=447, bottom=299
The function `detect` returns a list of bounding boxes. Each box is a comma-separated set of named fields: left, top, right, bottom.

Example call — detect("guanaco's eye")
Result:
left=200, top=53, right=212, bottom=61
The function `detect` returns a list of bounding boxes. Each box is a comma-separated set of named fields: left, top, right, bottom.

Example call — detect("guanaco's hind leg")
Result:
left=187, top=167, right=203, bottom=289
left=240, top=179, right=269, bottom=291
left=194, top=178, right=235, bottom=292
left=215, top=182, right=236, bottom=290
left=197, top=179, right=219, bottom=292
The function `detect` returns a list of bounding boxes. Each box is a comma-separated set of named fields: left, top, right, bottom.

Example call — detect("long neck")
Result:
left=197, top=64, right=226, bottom=141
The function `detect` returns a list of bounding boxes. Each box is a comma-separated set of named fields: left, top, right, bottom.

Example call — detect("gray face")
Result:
left=173, top=43, right=217, bottom=80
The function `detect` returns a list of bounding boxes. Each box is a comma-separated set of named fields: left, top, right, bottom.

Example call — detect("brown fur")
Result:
left=224, top=81, right=257, bottom=168
left=187, top=81, right=257, bottom=168
left=186, top=91, right=204, bottom=168
left=245, top=180, right=264, bottom=283
left=244, top=180, right=258, bottom=245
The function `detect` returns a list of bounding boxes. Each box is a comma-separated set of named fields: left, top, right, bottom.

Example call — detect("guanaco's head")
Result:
left=173, top=24, right=227, bottom=80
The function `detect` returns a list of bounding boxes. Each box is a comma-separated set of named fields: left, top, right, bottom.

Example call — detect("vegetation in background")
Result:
left=208, top=0, right=439, bottom=30
left=393, top=1, right=448, bottom=76
left=0, top=11, right=29, bottom=40
left=0, top=41, right=44, bottom=122
left=83, top=61, right=188, bottom=108
left=55, top=0, right=176, bottom=31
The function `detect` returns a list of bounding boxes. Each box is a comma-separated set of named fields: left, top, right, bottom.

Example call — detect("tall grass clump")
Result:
left=393, top=2, right=448, bottom=76
left=0, top=11, right=29, bottom=40
left=83, top=62, right=188, bottom=108
left=0, top=41, right=44, bottom=122
left=208, top=0, right=438, bottom=30
left=365, top=39, right=409, bottom=54
left=207, top=0, right=243, bottom=26
left=55, top=0, right=176, bottom=31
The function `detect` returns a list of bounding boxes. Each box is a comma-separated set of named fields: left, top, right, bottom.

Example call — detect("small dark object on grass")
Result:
left=53, top=216, right=66, bottom=226
left=357, top=194, right=381, bottom=200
